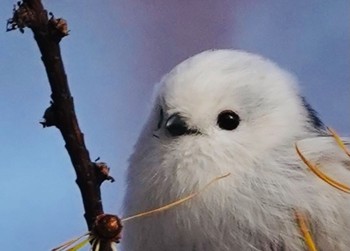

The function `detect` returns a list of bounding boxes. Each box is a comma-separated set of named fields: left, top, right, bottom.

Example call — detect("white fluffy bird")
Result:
left=122, top=50, right=350, bottom=251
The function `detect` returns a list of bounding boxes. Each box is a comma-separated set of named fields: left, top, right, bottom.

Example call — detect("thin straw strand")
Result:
left=327, top=127, right=350, bottom=157
left=295, top=144, right=350, bottom=193
left=67, top=237, right=91, bottom=251
left=52, top=233, right=90, bottom=251
left=122, top=173, right=231, bottom=222
left=294, top=210, right=317, bottom=251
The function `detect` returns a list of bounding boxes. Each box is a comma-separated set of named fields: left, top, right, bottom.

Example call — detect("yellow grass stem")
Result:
left=327, top=127, right=350, bottom=157
left=294, top=210, right=317, bottom=251
left=295, top=144, right=350, bottom=193
left=122, top=173, right=231, bottom=222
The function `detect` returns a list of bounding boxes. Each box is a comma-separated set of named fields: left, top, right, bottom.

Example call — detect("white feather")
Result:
left=122, top=50, right=350, bottom=251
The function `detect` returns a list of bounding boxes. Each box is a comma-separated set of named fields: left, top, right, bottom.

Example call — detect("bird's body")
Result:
left=122, top=50, right=350, bottom=251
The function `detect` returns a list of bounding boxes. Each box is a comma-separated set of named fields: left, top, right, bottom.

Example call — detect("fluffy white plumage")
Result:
left=122, top=50, right=350, bottom=251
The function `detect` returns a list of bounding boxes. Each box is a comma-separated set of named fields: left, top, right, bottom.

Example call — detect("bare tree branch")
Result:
left=7, top=1, right=121, bottom=250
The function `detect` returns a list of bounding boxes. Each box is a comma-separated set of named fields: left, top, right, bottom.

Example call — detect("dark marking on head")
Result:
left=301, top=97, right=326, bottom=131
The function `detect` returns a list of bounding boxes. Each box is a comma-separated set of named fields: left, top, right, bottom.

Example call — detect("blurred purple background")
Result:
left=0, top=1, right=349, bottom=250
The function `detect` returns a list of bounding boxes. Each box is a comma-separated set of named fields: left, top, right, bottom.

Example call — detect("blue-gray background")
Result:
left=0, top=1, right=349, bottom=250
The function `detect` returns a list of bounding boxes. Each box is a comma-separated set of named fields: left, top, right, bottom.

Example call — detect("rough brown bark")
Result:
left=8, top=1, right=118, bottom=250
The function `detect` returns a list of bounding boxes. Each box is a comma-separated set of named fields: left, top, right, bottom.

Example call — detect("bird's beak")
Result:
left=165, top=113, right=199, bottom=137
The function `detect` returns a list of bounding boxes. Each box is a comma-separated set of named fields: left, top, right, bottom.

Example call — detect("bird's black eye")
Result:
left=157, top=107, right=164, bottom=129
left=217, top=110, right=240, bottom=130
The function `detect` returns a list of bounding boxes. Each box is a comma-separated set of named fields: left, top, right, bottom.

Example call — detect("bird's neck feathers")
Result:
left=127, top=130, right=304, bottom=211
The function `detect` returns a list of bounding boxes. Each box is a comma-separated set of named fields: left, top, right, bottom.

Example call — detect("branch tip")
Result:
left=6, top=1, right=35, bottom=33
left=92, top=214, right=122, bottom=243
left=48, top=12, right=69, bottom=42
left=7, top=1, right=69, bottom=43
left=94, top=161, right=115, bottom=184
left=40, top=102, right=57, bottom=128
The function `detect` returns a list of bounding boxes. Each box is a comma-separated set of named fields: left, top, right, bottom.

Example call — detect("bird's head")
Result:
left=130, top=50, right=323, bottom=183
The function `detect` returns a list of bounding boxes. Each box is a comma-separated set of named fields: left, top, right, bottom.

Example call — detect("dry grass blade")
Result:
left=122, top=173, right=231, bottom=222
left=295, top=144, right=350, bottom=193
left=66, top=238, right=91, bottom=251
left=327, top=127, right=350, bottom=157
left=294, top=210, right=317, bottom=251
left=52, top=233, right=90, bottom=251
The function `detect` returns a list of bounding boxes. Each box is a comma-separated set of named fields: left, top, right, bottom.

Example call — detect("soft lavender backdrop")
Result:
left=0, top=1, right=349, bottom=250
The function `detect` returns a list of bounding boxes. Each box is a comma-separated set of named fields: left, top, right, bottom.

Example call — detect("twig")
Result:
left=7, top=1, right=119, bottom=250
